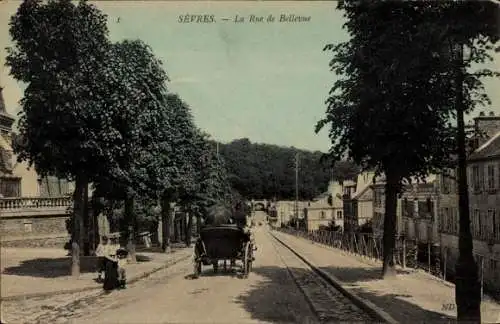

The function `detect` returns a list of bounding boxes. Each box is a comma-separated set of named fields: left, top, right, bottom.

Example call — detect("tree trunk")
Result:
left=71, top=174, right=87, bottom=277
left=92, top=207, right=100, bottom=253
left=82, top=184, right=90, bottom=256
left=161, top=195, right=172, bottom=253
left=454, top=43, right=480, bottom=322
left=125, top=196, right=137, bottom=263
left=196, top=215, right=201, bottom=236
left=173, top=213, right=179, bottom=243
left=382, top=170, right=399, bottom=279
left=185, top=211, right=193, bottom=247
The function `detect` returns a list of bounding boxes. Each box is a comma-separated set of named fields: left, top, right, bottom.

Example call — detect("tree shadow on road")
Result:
left=2, top=254, right=154, bottom=278
left=234, top=265, right=454, bottom=324
left=316, top=266, right=455, bottom=323
left=234, top=265, right=319, bottom=324
left=318, top=265, right=408, bottom=283
left=2, top=257, right=96, bottom=278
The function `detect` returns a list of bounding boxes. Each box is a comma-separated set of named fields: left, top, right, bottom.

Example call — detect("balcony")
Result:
left=0, top=196, right=72, bottom=218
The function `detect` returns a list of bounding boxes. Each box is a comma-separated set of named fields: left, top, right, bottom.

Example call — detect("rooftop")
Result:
left=468, top=130, right=500, bottom=161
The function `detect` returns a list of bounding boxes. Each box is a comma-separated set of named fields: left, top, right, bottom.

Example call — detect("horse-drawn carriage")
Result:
left=192, top=204, right=255, bottom=278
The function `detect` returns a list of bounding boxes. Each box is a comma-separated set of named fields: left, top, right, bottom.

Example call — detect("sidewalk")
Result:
left=273, top=230, right=500, bottom=324
left=1, top=244, right=192, bottom=300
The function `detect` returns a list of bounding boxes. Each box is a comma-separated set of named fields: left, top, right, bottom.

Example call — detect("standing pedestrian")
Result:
left=95, top=235, right=111, bottom=282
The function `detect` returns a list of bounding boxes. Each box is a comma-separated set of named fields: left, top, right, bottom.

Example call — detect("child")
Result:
left=116, top=247, right=128, bottom=289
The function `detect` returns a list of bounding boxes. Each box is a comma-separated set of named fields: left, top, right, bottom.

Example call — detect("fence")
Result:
left=276, top=227, right=500, bottom=301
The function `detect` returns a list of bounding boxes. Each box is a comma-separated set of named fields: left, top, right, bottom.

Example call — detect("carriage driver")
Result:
left=232, top=201, right=256, bottom=250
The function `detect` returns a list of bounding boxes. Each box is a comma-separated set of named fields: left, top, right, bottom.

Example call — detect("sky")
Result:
left=0, top=1, right=499, bottom=153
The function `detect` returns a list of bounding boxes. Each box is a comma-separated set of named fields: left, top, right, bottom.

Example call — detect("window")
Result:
left=441, top=174, right=451, bottom=194
left=438, top=208, right=446, bottom=232
left=487, top=165, right=496, bottom=191
left=450, top=208, right=455, bottom=233
left=480, top=166, right=485, bottom=191
left=495, top=210, right=500, bottom=241
left=336, top=211, right=342, bottom=219
left=449, top=208, right=456, bottom=234
left=403, top=198, right=408, bottom=217
left=488, top=209, right=497, bottom=240
left=490, top=259, right=497, bottom=271
left=472, top=209, right=480, bottom=237
left=0, top=177, right=21, bottom=197
left=472, top=166, right=480, bottom=191
left=443, top=207, right=449, bottom=232
left=320, top=211, right=326, bottom=219
left=39, top=176, right=71, bottom=197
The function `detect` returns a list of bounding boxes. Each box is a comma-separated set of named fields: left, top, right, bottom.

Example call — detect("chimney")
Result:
left=474, top=110, right=500, bottom=146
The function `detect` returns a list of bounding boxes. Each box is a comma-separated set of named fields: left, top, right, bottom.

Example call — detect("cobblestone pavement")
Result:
left=1, top=214, right=374, bottom=324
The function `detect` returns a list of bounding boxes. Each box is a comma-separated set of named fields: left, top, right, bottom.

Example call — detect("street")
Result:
left=2, top=211, right=372, bottom=324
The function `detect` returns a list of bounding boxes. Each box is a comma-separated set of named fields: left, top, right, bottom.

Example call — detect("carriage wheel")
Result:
left=243, top=242, right=253, bottom=278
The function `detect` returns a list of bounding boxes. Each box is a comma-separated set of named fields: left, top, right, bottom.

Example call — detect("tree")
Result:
left=181, top=130, right=234, bottom=241
left=90, top=39, right=171, bottom=262
left=323, top=159, right=360, bottom=184
left=316, top=0, right=497, bottom=290
left=218, top=138, right=332, bottom=199
left=417, top=2, right=498, bottom=322
left=7, top=0, right=112, bottom=276
left=152, top=93, right=199, bottom=252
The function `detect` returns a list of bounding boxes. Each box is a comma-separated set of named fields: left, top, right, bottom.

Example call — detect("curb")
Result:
left=0, top=251, right=191, bottom=302
left=270, top=231, right=399, bottom=324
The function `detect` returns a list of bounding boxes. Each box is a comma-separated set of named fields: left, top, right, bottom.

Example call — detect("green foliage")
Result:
left=162, top=93, right=199, bottom=201
left=91, top=39, right=170, bottom=201
left=7, top=0, right=112, bottom=180
left=316, top=1, right=499, bottom=186
left=216, top=138, right=356, bottom=199
left=183, top=131, right=233, bottom=217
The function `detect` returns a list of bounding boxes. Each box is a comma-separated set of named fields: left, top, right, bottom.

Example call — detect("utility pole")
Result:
left=295, top=153, right=299, bottom=230
left=216, top=142, right=219, bottom=157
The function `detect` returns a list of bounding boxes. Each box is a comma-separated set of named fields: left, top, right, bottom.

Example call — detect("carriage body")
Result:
left=193, top=224, right=254, bottom=278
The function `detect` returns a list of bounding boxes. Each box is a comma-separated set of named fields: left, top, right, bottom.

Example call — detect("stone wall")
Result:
left=1, top=214, right=69, bottom=248
left=0, top=215, right=68, bottom=237
left=0, top=235, right=69, bottom=248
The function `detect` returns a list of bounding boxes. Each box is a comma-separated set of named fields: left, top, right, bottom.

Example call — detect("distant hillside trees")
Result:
left=215, top=138, right=359, bottom=200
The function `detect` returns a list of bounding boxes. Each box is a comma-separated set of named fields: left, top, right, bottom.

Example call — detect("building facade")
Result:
left=0, top=87, right=74, bottom=198
left=304, top=180, right=343, bottom=231
left=276, top=200, right=309, bottom=227
left=438, top=112, right=500, bottom=294
left=342, top=179, right=358, bottom=232
left=371, top=174, right=439, bottom=242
